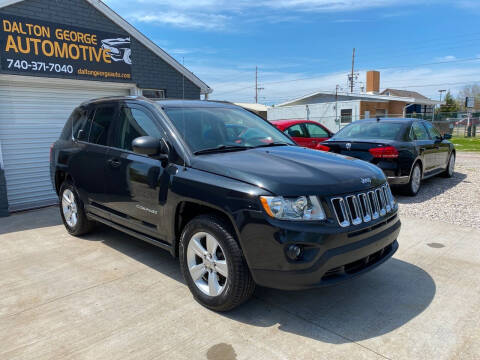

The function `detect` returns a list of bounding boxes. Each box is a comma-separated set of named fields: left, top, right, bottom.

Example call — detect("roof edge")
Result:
left=0, top=0, right=212, bottom=94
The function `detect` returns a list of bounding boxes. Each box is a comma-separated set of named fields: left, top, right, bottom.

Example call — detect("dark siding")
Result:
left=0, top=0, right=201, bottom=99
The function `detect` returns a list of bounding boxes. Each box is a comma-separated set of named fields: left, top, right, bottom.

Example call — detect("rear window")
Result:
left=60, top=108, right=89, bottom=141
left=332, top=121, right=405, bottom=140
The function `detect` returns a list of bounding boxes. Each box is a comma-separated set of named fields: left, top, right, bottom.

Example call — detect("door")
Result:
left=284, top=123, right=312, bottom=148
left=304, top=122, right=331, bottom=149
left=411, top=121, right=436, bottom=174
left=69, top=104, right=117, bottom=206
left=0, top=80, right=129, bottom=211
left=423, top=121, right=449, bottom=169
left=104, top=103, right=168, bottom=238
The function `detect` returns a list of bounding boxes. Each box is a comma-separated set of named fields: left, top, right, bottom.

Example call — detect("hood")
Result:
left=190, top=146, right=386, bottom=196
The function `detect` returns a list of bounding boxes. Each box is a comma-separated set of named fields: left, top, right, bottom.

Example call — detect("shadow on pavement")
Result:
left=84, top=226, right=436, bottom=345
left=394, top=171, right=467, bottom=204
left=0, top=206, right=62, bottom=235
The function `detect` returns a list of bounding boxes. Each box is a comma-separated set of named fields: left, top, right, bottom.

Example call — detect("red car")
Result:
left=270, top=119, right=333, bottom=150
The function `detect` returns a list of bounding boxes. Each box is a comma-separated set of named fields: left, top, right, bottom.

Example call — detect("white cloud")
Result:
left=435, top=55, right=457, bottom=62
left=129, top=12, right=229, bottom=30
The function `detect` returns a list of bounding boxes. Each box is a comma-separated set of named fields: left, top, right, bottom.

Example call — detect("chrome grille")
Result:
left=331, top=184, right=396, bottom=227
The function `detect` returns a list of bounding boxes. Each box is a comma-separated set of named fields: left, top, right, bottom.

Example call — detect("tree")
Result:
left=440, top=91, right=459, bottom=113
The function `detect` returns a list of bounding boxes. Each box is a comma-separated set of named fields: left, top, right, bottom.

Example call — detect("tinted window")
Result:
left=73, top=109, right=90, bottom=141
left=89, top=106, right=116, bottom=145
left=412, top=122, right=430, bottom=140
left=305, top=123, right=329, bottom=138
left=113, top=106, right=163, bottom=151
left=286, top=124, right=307, bottom=138
left=165, top=107, right=293, bottom=153
left=423, top=122, right=441, bottom=138
left=332, top=121, right=404, bottom=140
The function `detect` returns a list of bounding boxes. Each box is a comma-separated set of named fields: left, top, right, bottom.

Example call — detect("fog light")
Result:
left=286, top=244, right=303, bottom=260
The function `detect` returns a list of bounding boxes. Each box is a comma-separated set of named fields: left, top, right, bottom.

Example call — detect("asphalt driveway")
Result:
left=1, top=207, right=479, bottom=360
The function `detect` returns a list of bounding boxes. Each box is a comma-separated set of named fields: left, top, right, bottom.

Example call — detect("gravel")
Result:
left=395, top=152, right=480, bottom=230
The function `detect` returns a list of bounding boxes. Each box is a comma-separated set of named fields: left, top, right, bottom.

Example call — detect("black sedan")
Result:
left=321, top=118, right=456, bottom=196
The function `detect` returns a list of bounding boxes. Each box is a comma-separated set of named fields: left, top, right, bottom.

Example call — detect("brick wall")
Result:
left=0, top=0, right=201, bottom=99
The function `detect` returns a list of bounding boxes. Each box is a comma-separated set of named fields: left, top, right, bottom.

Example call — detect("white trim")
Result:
left=276, top=90, right=443, bottom=107
left=0, top=74, right=139, bottom=94
left=0, top=0, right=212, bottom=94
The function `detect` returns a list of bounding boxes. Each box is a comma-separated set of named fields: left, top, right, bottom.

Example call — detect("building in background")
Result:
left=0, top=0, right=211, bottom=214
left=267, top=70, right=442, bottom=132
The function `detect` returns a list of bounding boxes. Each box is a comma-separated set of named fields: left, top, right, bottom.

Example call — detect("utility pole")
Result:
left=255, top=66, right=264, bottom=104
left=350, top=48, right=355, bottom=93
left=335, top=84, right=339, bottom=130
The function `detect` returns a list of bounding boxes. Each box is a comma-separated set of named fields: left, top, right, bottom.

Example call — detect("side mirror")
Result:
left=443, top=133, right=452, bottom=140
left=132, top=136, right=168, bottom=158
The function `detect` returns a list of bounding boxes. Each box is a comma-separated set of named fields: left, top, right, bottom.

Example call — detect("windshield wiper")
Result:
left=194, top=145, right=252, bottom=155
left=252, top=142, right=291, bottom=148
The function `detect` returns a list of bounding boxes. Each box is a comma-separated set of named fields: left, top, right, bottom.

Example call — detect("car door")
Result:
left=284, top=123, right=312, bottom=148
left=69, top=104, right=116, bottom=206
left=411, top=121, right=436, bottom=174
left=304, top=122, right=331, bottom=149
left=103, top=102, right=169, bottom=239
left=423, top=121, right=449, bottom=169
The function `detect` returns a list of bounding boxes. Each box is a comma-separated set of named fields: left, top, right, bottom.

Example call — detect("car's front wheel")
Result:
left=179, top=215, right=255, bottom=312
left=442, top=152, right=455, bottom=178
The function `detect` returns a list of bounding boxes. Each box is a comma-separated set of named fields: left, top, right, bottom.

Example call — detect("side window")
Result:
left=89, top=106, right=116, bottom=146
left=412, top=122, right=430, bottom=141
left=113, top=106, right=163, bottom=151
left=286, top=124, right=307, bottom=138
left=72, top=109, right=90, bottom=141
left=423, top=122, right=441, bottom=139
left=305, top=123, right=329, bottom=138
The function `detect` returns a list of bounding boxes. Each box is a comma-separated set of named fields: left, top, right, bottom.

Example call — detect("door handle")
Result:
left=108, top=158, right=121, bottom=167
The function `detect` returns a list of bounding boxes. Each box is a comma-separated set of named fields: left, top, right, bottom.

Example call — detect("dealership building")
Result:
left=0, top=0, right=212, bottom=215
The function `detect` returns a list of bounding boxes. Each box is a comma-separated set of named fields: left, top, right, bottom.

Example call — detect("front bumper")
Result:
left=240, top=212, right=400, bottom=290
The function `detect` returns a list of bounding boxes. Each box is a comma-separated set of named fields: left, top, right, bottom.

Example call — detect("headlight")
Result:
left=260, top=196, right=326, bottom=221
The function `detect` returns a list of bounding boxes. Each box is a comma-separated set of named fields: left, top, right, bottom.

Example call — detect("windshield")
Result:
left=164, top=107, right=294, bottom=154
left=332, top=121, right=405, bottom=141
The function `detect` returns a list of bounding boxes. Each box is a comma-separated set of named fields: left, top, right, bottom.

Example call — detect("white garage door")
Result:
left=0, top=80, right=131, bottom=212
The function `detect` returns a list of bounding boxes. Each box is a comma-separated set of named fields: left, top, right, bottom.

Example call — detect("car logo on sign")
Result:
left=346, top=143, right=352, bottom=150
left=360, top=177, right=372, bottom=184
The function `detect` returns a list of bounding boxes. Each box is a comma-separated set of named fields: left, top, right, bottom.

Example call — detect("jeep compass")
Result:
left=50, top=97, right=400, bottom=311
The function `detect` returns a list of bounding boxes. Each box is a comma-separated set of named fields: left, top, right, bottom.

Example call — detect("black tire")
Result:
left=179, top=215, right=255, bottom=312
left=402, top=162, right=422, bottom=196
left=442, top=152, right=455, bottom=178
left=59, top=181, right=95, bottom=236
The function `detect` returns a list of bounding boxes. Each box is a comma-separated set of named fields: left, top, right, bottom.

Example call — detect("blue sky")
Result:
left=104, top=0, right=480, bottom=104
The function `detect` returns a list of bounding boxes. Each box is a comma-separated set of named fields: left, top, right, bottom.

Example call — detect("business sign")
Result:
left=465, top=97, right=475, bottom=109
left=0, top=13, right=132, bottom=81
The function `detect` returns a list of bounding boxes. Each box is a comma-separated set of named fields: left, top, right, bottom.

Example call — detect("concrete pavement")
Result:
left=1, top=207, right=479, bottom=359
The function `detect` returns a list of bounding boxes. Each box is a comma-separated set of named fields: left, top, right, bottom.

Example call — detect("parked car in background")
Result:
left=271, top=119, right=333, bottom=150
left=51, top=98, right=400, bottom=311
left=321, top=118, right=456, bottom=196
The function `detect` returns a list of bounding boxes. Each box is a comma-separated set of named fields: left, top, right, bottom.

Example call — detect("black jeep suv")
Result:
left=50, top=97, right=401, bottom=311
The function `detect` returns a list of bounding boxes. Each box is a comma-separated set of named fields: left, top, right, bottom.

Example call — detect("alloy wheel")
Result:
left=186, top=232, right=228, bottom=297
left=448, top=154, right=455, bottom=176
left=412, top=165, right=421, bottom=194
left=62, top=189, right=78, bottom=227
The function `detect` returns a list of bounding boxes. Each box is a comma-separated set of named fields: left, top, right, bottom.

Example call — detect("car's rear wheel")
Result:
left=59, top=181, right=95, bottom=236
left=442, top=152, right=455, bottom=178
left=179, top=215, right=255, bottom=312
left=403, top=162, right=422, bottom=196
